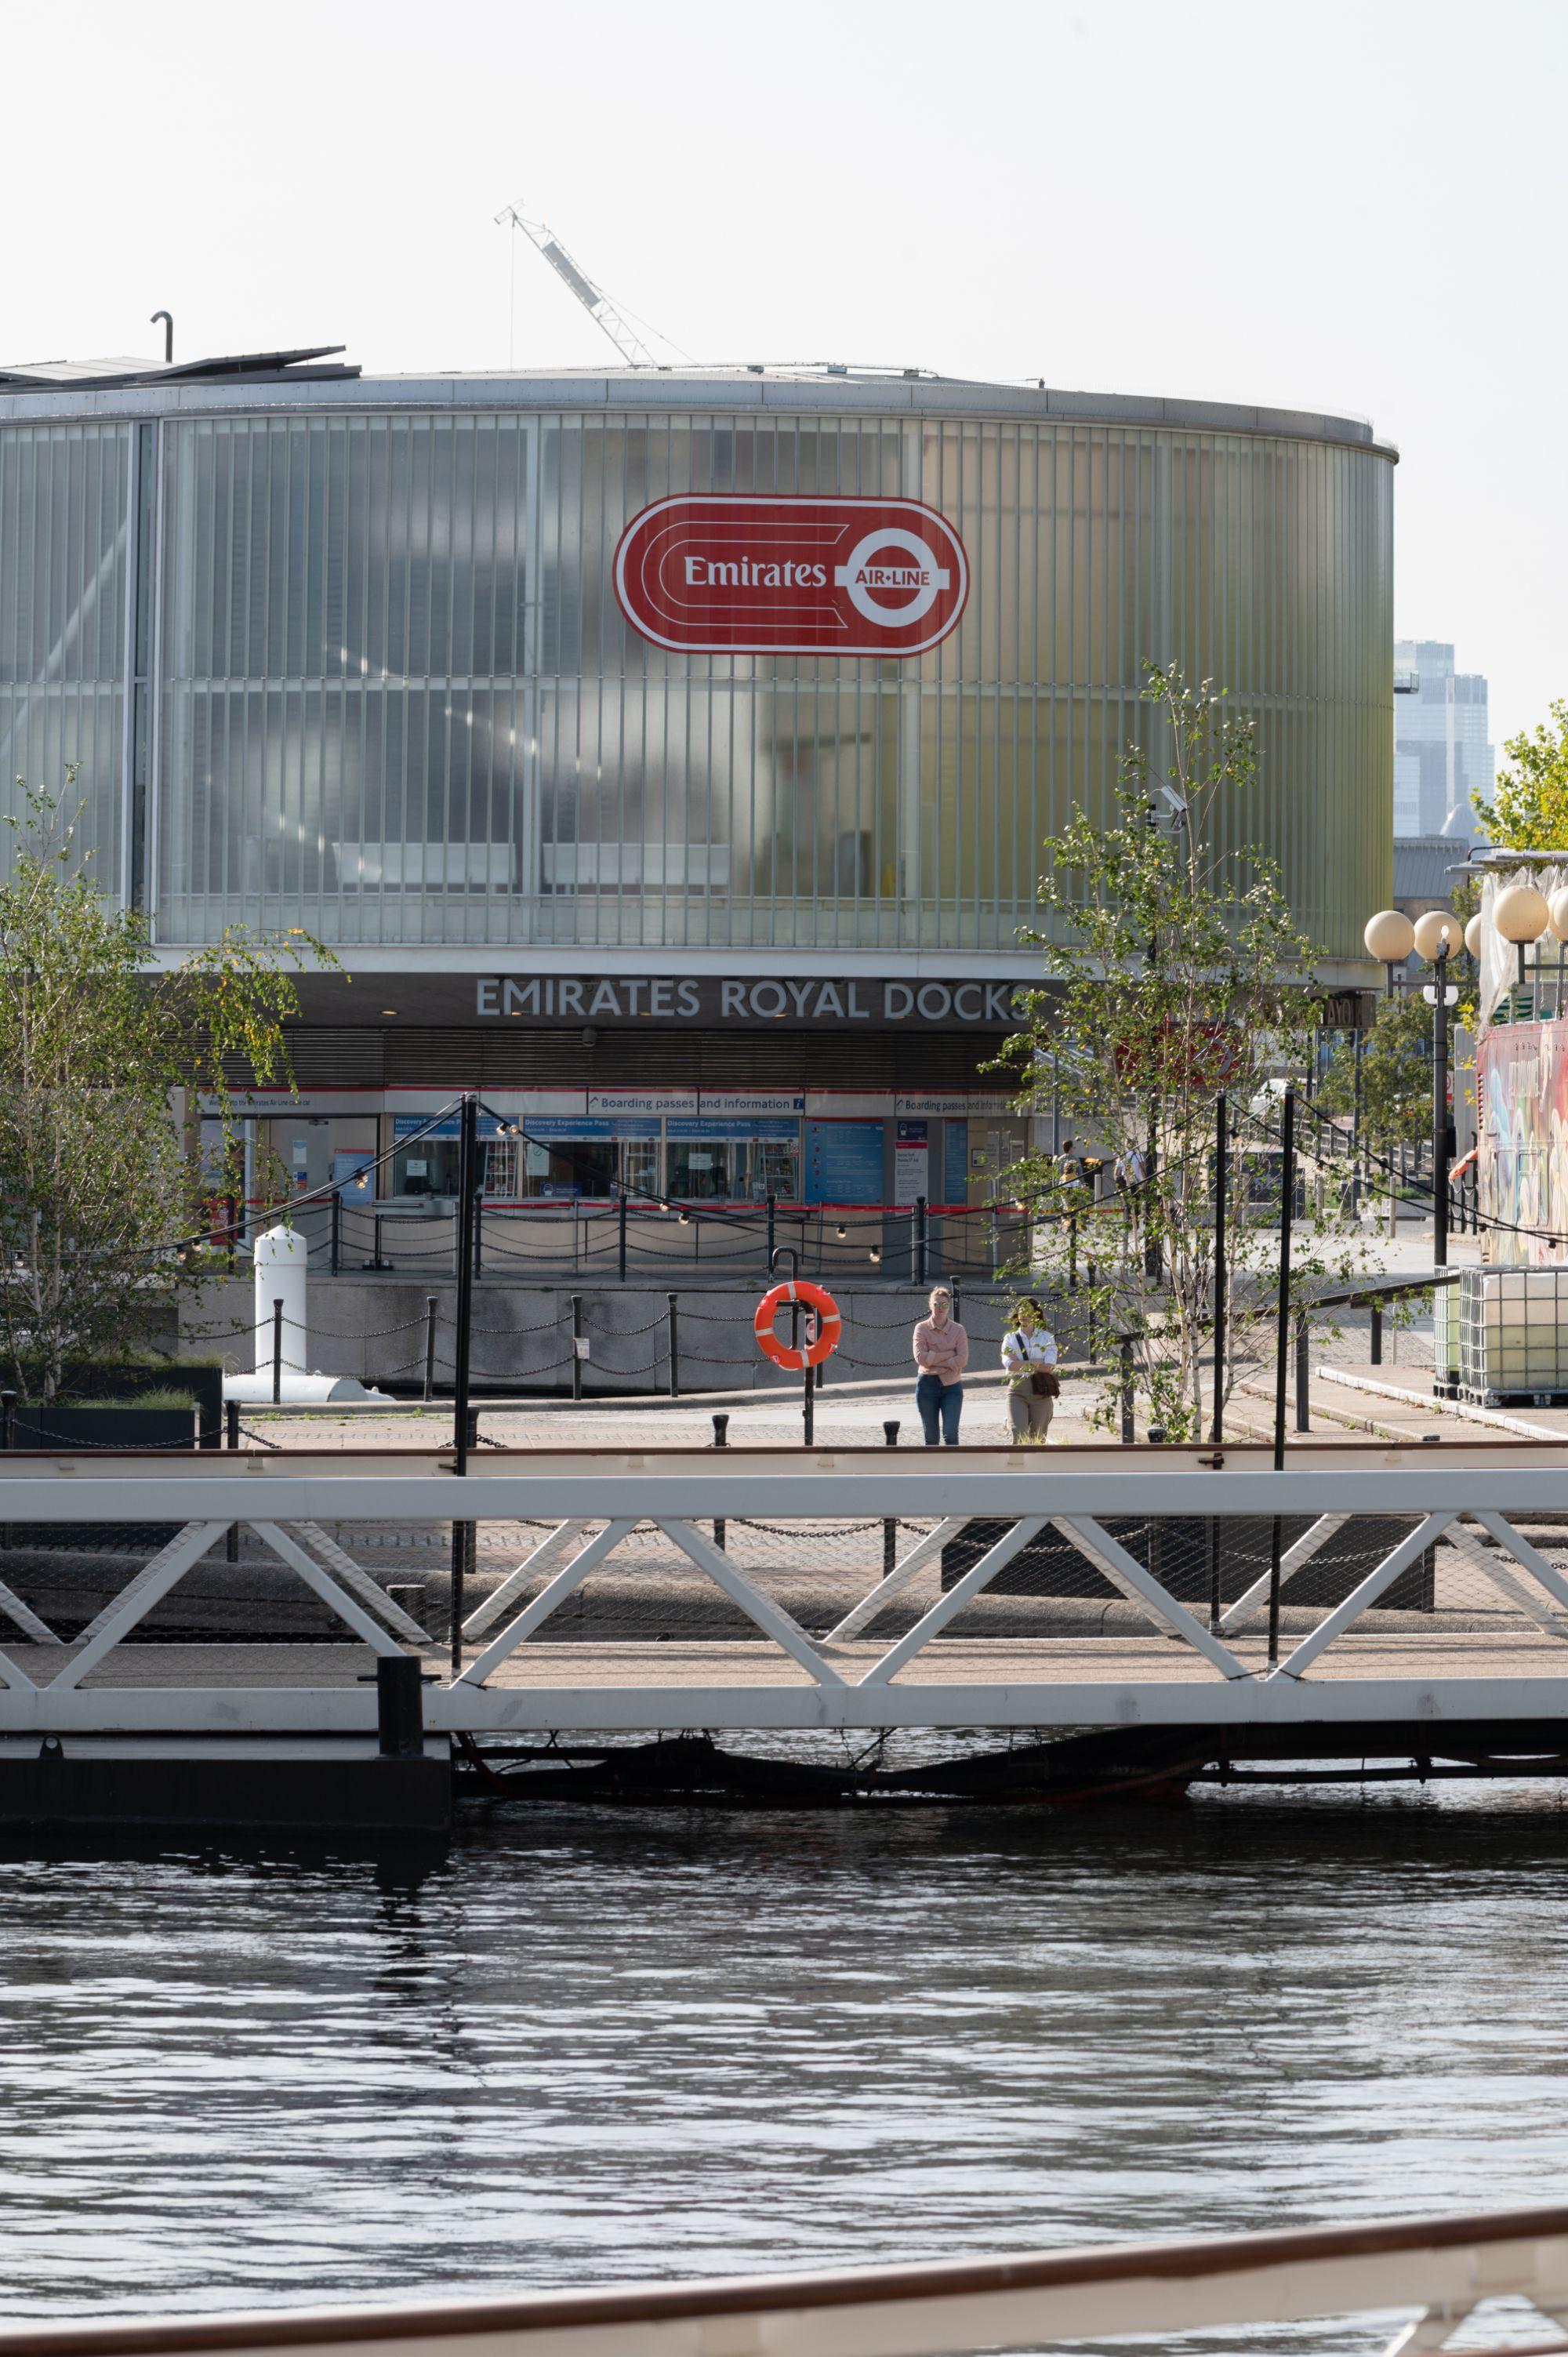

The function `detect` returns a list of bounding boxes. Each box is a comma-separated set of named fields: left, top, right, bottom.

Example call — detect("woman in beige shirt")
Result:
left=912, top=1285, right=970, bottom=1446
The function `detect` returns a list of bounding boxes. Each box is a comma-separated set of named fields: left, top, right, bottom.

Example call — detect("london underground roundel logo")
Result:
left=613, top=496, right=969, bottom=657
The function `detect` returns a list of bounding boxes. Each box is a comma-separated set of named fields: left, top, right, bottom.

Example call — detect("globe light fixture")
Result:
left=1465, top=913, right=1486, bottom=961
left=1364, top=908, right=1415, bottom=998
left=1412, top=910, right=1464, bottom=962
left=1548, top=888, right=1568, bottom=942
left=1494, top=882, right=1550, bottom=991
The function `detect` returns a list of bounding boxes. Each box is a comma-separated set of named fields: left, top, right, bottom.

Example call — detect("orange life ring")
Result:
left=754, top=1280, right=841, bottom=1371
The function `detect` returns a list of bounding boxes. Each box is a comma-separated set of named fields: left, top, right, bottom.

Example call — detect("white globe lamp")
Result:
left=1413, top=910, right=1464, bottom=962
left=1548, top=888, right=1568, bottom=942
left=1494, top=883, right=1550, bottom=992
left=1464, top=913, right=1486, bottom=961
left=1364, top=908, right=1414, bottom=1001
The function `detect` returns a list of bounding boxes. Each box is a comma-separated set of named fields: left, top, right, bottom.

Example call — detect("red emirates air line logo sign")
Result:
left=613, top=495, right=969, bottom=657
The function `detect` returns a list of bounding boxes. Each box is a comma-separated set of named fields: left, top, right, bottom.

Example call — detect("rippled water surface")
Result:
left=0, top=1787, right=1566, bottom=2348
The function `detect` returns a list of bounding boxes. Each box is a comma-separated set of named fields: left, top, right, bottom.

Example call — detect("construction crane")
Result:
left=495, top=201, right=669, bottom=369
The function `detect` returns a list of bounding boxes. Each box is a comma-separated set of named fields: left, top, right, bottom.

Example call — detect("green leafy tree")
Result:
left=1474, top=699, right=1568, bottom=850
left=996, top=666, right=1372, bottom=1440
left=0, top=775, right=335, bottom=1400
left=1317, top=994, right=1432, bottom=1229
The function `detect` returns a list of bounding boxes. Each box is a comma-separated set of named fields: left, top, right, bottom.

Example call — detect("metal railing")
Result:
left=2, top=1455, right=1568, bottom=1734
left=2, top=2203, right=1565, bottom=2356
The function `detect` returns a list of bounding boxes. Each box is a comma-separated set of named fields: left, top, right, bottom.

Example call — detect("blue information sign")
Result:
left=804, top=1121, right=884, bottom=1204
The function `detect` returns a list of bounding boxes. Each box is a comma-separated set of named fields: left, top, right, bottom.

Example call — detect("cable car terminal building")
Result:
left=0, top=349, right=1394, bottom=1233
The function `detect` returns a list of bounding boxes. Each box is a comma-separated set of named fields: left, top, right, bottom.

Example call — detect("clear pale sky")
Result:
left=4, top=0, right=1555, bottom=748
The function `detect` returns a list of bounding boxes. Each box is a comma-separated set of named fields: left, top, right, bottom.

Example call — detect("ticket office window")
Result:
left=394, top=1141, right=457, bottom=1197
left=619, top=1138, right=661, bottom=1203
left=521, top=1136, right=619, bottom=1199
left=751, top=1138, right=800, bottom=1201
left=669, top=1136, right=737, bottom=1200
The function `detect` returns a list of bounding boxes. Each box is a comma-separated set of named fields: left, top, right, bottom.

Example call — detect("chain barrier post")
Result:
left=1119, top=1337, right=1134, bottom=1443
left=618, top=1188, right=628, bottom=1282
left=272, top=1298, right=284, bottom=1405
left=882, top=1417, right=899, bottom=1574
left=1294, top=1310, right=1310, bottom=1434
left=423, top=1295, right=438, bottom=1402
left=329, top=1187, right=341, bottom=1277
left=1370, top=1298, right=1383, bottom=1364
left=666, top=1292, right=680, bottom=1400
left=474, top=1188, right=485, bottom=1280
left=570, top=1293, right=583, bottom=1402
left=915, top=1195, right=928, bottom=1287
left=713, top=1411, right=729, bottom=1550
left=450, top=1093, right=479, bottom=1676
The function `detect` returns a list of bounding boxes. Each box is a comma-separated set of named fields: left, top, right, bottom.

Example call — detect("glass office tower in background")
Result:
left=1393, top=639, right=1494, bottom=842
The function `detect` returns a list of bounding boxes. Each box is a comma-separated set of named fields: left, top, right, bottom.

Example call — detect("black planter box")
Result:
left=10, top=1407, right=201, bottom=1454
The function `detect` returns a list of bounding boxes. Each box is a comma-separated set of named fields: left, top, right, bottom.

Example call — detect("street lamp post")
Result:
left=1413, top=910, right=1464, bottom=1269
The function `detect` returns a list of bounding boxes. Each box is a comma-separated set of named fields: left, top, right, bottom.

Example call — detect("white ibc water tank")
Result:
left=253, top=1223, right=309, bottom=1379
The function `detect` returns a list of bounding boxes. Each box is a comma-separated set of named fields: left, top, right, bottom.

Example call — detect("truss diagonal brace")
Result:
left=1472, top=1511, right=1568, bottom=1623
left=291, top=1521, right=431, bottom=1643
left=1053, top=1516, right=1247, bottom=1678
left=49, top=1521, right=233, bottom=1691
left=457, top=1521, right=636, bottom=1687
left=860, top=1518, right=1047, bottom=1687
left=251, top=1524, right=407, bottom=1658
left=666, top=1520, right=847, bottom=1687
left=825, top=1517, right=970, bottom=1643
left=1271, top=1513, right=1453, bottom=1681
left=463, top=1520, right=590, bottom=1639
left=1219, top=1513, right=1348, bottom=1634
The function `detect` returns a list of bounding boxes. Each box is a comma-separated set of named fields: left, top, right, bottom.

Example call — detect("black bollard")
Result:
left=713, top=1412, right=729, bottom=1551
left=882, top=1418, right=899, bottom=1577
left=376, top=1655, right=424, bottom=1760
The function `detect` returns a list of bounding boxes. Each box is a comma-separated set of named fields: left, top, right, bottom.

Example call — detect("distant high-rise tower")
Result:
left=1393, top=639, right=1494, bottom=841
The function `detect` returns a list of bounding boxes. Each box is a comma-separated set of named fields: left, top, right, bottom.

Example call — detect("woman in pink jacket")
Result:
left=912, top=1284, right=969, bottom=1447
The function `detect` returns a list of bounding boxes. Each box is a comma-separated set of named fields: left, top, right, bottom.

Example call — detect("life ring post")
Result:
left=760, top=1252, right=842, bottom=1447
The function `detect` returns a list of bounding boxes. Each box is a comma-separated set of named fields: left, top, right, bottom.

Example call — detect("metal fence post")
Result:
left=1370, top=1299, right=1383, bottom=1364
left=571, top=1293, right=583, bottom=1402
left=618, top=1189, right=628, bottom=1282
left=1, top=1389, right=13, bottom=1553
left=915, top=1194, right=928, bottom=1287
left=883, top=1418, right=899, bottom=1576
left=667, top=1292, right=680, bottom=1400
left=272, top=1297, right=284, bottom=1405
left=713, top=1411, right=728, bottom=1550
left=224, top=1396, right=240, bottom=1560
left=766, top=1192, right=776, bottom=1276
left=474, top=1190, right=484, bottom=1280
left=423, top=1295, right=438, bottom=1402
left=1294, top=1312, right=1309, bottom=1434
left=1119, top=1338, right=1134, bottom=1444
left=329, top=1189, right=341, bottom=1277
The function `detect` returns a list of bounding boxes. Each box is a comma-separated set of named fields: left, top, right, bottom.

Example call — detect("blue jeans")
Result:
left=916, top=1372, right=964, bottom=1447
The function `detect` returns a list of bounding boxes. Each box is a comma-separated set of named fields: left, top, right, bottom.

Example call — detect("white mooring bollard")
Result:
left=253, top=1223, right=310, bottom=1385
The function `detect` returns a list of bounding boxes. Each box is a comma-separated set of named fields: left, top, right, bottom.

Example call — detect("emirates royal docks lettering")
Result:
left=475, top=978, right=1020, bottom=1027
left=612, top=496, right=969, bottom=656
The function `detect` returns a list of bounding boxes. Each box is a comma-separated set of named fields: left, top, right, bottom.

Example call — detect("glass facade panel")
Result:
left=0, top=422, right=130, bottom=885
left=0, top=387, right=1391, bottom=969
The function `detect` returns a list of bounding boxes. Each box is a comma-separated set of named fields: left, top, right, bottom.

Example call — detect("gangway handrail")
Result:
left=2, top=2203, right=1565, bottom=2357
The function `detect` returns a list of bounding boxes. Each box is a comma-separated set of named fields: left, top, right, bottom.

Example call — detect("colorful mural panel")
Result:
left=1479, top=1019, right=1568, bottom=1262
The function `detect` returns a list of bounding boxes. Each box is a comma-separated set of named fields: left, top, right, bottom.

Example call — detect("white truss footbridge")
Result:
left=0, top=1444, right=1566, bottom=1742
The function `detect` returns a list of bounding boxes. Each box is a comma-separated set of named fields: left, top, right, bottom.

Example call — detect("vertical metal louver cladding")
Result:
left=154, top=412, right=534, bottom=950
left=125, top=383, right=1393, bottom=970
left=0, top=423, right=132, bottom=888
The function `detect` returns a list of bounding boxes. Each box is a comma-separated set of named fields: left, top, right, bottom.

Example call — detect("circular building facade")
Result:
left=0, top=357, right=1395, bottom=1208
